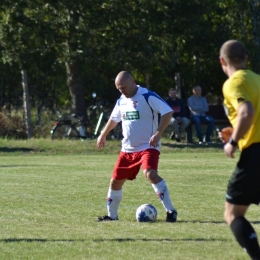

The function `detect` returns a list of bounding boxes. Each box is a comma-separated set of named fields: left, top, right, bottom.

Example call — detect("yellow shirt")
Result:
left=223, top=69, right=260, bottom=150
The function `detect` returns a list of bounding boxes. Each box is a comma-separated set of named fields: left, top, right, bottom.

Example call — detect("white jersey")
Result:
left=110, top=86, right=172, bottom=152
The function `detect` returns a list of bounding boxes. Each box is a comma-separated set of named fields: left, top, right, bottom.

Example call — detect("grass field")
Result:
left=0, top=139, right=256, bottom=259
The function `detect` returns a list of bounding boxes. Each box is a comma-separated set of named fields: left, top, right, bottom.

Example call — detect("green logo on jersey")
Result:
left=125, top=111, right=140, bottom=120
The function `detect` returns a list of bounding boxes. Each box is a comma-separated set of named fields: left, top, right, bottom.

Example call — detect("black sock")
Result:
left=230, top=216, right=260, bottom=260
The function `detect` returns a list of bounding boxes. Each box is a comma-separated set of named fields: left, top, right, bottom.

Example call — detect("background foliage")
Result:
left=0, top=0, right=259, bottom=136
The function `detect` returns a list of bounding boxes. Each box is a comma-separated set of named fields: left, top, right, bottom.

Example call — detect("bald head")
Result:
left=220, top=40, right=247, bottom=66
left=115, top=71, right=137, bottom=98
left=115, top=71, right=134, bottom=85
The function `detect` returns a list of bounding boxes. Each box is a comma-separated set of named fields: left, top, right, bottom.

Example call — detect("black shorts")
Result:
left=226, top=143, right=260, bottom=205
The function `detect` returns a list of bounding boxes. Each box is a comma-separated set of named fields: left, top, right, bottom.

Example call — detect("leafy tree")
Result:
left=0, top=0, right=259, bottom=127
left=248, top=0, right=260, bottom=73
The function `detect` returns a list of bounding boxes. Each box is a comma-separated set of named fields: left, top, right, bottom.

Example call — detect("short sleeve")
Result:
left=148, top=95, right=173, bottom=115
left=223, top=77, right=249, bottom=110
left=110, top=101, right=122, bottom=122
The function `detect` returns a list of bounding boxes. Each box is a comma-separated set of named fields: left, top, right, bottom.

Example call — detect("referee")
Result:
left=219, top=40, right=260, bottom=259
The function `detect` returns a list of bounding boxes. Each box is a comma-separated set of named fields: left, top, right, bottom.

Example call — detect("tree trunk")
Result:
left=36, top=100, right=44, bottom=125
left=65, top=61, right=87, bottom=124
left=21, top=69, right=32, bottom=138
left=248, top=0, right=260, bottom=73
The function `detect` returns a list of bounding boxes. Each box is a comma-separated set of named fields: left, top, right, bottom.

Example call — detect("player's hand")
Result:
left=217, top=127, right=233, bottom=143
left=149, top=132, right=161, bottom=148
left=223, top=142, right=237, bottom=158
left=97, top=135, right=106, bottom=149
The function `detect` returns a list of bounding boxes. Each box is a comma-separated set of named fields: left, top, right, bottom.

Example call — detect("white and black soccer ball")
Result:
left=136, top=204, right=157, bottom=222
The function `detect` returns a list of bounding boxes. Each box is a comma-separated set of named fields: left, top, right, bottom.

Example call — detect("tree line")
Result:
left=0, top=0, right=259, bottom=123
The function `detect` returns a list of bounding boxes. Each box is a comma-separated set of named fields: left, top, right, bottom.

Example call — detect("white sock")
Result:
left=152, top=180, right=175, bottom=212
left=107, top=188, right=122, bottom=219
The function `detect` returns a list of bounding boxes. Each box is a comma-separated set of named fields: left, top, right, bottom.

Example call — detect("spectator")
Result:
left=165, top=88, right=190, bottom=142
left=187, top=86, right=215, bottom=144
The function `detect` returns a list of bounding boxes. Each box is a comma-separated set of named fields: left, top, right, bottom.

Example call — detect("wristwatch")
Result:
left=229, top=137, right=238, bottom=146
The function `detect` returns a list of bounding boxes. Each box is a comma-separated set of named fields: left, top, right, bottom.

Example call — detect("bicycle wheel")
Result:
left=51, top=123, right=79, bottom=140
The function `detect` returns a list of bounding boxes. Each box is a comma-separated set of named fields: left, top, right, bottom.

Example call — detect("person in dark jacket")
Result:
left=165, top=88, right=190, bottom=142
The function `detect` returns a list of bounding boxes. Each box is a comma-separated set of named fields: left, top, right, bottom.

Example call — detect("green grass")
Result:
left=0, top=139, right=254, bottom=259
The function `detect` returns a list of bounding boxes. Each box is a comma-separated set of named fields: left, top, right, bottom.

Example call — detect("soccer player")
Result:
left=219, top=40, right=260, bottom=259
left=96, top=71, right=178, bottom=222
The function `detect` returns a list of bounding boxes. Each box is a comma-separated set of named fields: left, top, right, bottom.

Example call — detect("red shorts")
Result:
left=112, top=149, right=160, bottom=180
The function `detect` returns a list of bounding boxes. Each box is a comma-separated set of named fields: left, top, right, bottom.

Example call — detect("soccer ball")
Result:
left=136, top=204, right=157, bottom=222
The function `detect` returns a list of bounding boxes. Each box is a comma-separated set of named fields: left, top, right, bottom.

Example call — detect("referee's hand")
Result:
left=224, top=142, right=236, bottom=158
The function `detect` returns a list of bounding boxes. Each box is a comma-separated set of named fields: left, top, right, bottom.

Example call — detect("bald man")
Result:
left=219, top=40, right=260, bottom=259
left=97, top=71, right=178, bottom=222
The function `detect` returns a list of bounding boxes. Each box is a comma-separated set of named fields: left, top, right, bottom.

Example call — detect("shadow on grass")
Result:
left=169, top=220, right=226, bottom=224
left=93, top=237, right=230, bottom=242
left=0, top=147, right=39, bottom=153
left=1, top=238, right=85, bottom=243
left=158, top=220, right=260, bottom=225
left=1, top=237, right=231, bottom=243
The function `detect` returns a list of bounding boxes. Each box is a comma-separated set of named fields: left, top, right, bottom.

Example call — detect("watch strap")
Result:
left=229, top=137, right=238, bottom=146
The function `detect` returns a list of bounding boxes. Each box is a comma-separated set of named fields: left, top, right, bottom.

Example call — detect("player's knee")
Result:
left=143, top=169, right=150, bottom=179
left=224, top=210, right=233, bottom=226
left=143, top=169, right=161, bottom=183
left=110, top=178, right=124, bottom=190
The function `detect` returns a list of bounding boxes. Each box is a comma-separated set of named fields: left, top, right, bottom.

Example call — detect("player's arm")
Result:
left=149, top=111, right=173, bottom=147
left=231, top=101, right=254, bottom=143
left=157, top=111, right=173, bottom=135
left=224, top=101, right=254, bottom=158
left=97, top=119, right=118, bottom=149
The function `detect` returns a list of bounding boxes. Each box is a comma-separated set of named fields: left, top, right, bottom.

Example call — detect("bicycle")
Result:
left=51, top=113, right=87, bottom=140
left=51, top=110, right=123, bottom=140
left=90, top=103, right=123, bottom=140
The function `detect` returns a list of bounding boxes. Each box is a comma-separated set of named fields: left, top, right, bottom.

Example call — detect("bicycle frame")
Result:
left=51, top=113, right=87, bottom=139
left=94, top=112, right=104, bottom=136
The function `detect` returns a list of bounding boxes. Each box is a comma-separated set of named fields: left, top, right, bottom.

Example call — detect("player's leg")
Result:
left=190, top=115, right=203, bottom=143
left=225, top=144, right=260, bottom=259
left=104, top=178, right=126, bottom=220
left=98, top=152, right=140, bottom=222
left=225, top=202, right=260, bottom=259
left=98, top=177, right=125, bottom=222
left=141, top=149, right=177, bottom=222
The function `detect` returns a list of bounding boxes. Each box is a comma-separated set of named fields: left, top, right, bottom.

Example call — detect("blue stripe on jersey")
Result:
left=142, top=91, right=155, bottom=119
left=143, top=90, right=168, bottom=104
left=142, top=90, right=162, bottom=134
left=142, top=89, right=165, bottom=116
left=117, top=97, right=123, bottom=106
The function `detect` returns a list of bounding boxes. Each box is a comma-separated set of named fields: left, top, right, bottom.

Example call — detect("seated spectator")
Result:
left=187, top=86, right=214, bottom=144
left=165, top=88, right=190, bottom=142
